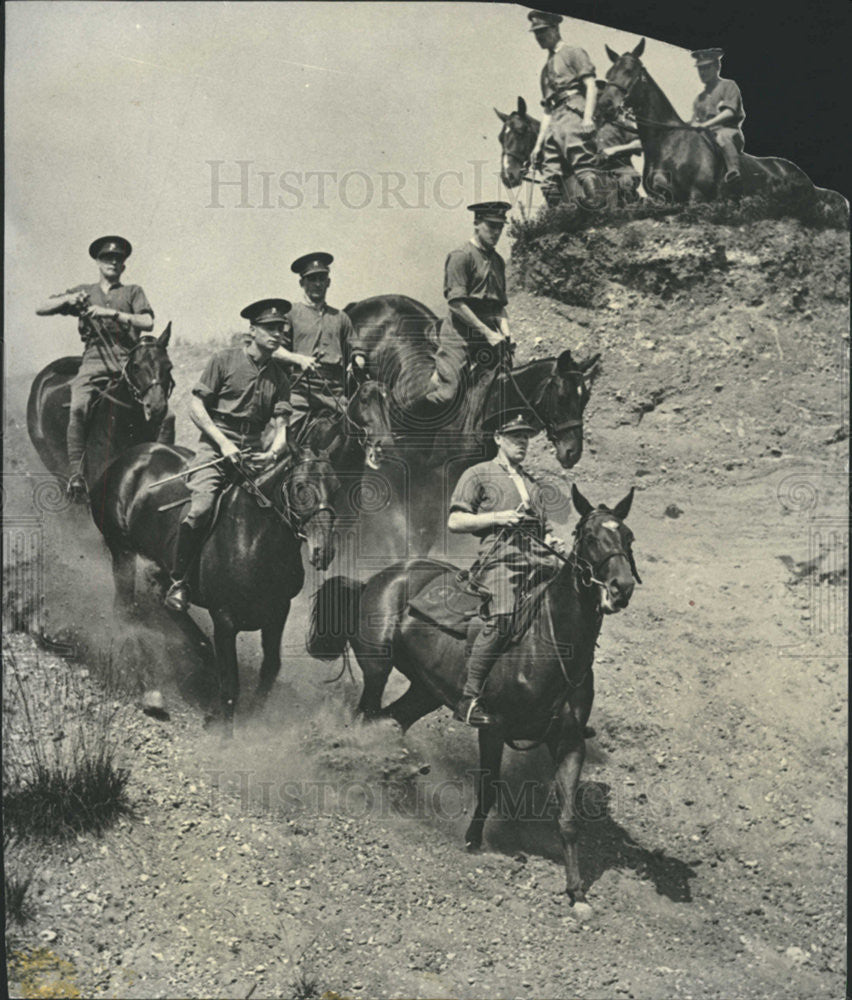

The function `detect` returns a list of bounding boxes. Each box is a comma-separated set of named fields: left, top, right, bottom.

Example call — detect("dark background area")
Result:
left=525, top=0, right=850, bottom=199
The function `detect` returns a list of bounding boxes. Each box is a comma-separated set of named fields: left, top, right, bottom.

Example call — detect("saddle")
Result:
left=406, top=562, right=556, bottom=646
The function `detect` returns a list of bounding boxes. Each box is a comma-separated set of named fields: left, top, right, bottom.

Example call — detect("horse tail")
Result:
left=307, top=576, right=364, bottom=661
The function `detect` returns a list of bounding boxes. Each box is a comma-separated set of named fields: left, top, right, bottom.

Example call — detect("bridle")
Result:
left=243, top=453, right=336, bottom=541
left=605, top=64, right=714, bottom=134
left=293, top=369, right=388, bottom=451
left=568, top=510, right=642, bottom=589
left=120, top=337, right=175, bottom=404
left=503, top=363, right=588, bottom=444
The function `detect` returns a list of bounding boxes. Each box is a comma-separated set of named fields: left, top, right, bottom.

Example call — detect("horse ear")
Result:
left=612, top=487, right=635, bottom=522
left=517, top=96, right=527, bottom=117
left=605, top=44, right=620, bottom=63
left=572, top=484, right=593, bottom=518
left=495, top=107, right=509, bottom=123
left=632, top=38, right=646, bottom=58
left=158, top=321, right=172, bottom=348
left=556, top=349, right=575, bottom=376
left=579, top=352, right=601, bottom=375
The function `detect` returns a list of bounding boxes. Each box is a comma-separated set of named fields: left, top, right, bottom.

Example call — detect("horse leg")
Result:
left=108, top=544, right=138, bottom=618
left=211, top=611, right=239, bottom=734
left=382, top=680, right=441, bottom=732
left=349, top=642, right=393, bottom=720
left=464, top=730, right=504, bottom=853
left=547, top=713, right=589, bottom=906
left=256, top=604, right=289, bottom=704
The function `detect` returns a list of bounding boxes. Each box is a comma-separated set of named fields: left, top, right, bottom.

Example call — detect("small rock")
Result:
left=141, top=690, right=170, bottom=722
left=664, top=504, right=684, bottom=519
left=784, top=946, right=809, bottom=965
left=39, top=930, right=57, bottom=942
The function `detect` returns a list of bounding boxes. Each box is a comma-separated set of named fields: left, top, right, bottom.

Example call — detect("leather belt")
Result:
left=542, top=87, right=583, bottom=113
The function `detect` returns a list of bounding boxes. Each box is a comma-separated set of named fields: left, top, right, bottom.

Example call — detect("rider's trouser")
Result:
left=66, top=351, right=121, bottom=471
left=462, top=614, right=514, bottom=700
left=712, top=127, right=744, bottom=176
left=539, top=99, right=598, bottom=208
left=426, top=314, right=501, bottom=407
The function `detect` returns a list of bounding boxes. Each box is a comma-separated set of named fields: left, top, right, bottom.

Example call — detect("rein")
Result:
left=607, top=68, right=713, bottom=135
left=88, top=334, right=174, bottom=412
left=249, top=454, right=336, bottom=541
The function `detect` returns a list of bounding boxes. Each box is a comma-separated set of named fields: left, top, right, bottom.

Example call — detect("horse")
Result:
left=345, top=295, right=600, bottom=554
left=26, top=323, right=176, bottom=492
left=597, top=39, right=814, bottom=203
left=90, top=441, right=338, bottom=730
left=495, top=96, right=638, bottom=210
left=307, top=484, right=640, bottom=903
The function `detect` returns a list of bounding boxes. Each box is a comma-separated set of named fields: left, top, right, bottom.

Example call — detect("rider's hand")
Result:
left=531, top=148, right=544, bottom=172
left=85, top=304, right=119, bottom=321
left=602, top=146, right=618, bottom=159
left=247, top=450, right=277, bottom=470
left=578, top=121, right=596, bottom=138
left=491, top=509, right=527, bottom=528
left=298, top=354, right=318, bottom=370
left=220, top=440, right=241, bottom=462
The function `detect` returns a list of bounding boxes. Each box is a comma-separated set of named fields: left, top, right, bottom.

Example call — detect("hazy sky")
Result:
left=5, top=1, right=697, bottom=374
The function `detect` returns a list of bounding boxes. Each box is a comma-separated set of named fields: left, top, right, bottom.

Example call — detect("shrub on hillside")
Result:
left=2, top=646, right=131, bottom=840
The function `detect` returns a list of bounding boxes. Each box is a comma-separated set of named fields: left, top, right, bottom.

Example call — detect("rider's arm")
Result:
left=267, top=416, right=289, bottom=458
left=496, top=308, right=510, bottom=341
left=84, top=308, right=153, bottom=332
left=581, top=74, right=597, bottom=128
left=273, top=346, right=317, bottom=369
left=531, top=112, right=552, bottom=159
left=448, top=299, right=504, bottom=343
left=604, top=139, right=642, bottom=156
left=36, top=287, right=88, bottom=316
left=448, top=509, right=523, bottom=533
left=697, top=108, right=737, bottom=128
left=188, top=395, right=235, bottom=454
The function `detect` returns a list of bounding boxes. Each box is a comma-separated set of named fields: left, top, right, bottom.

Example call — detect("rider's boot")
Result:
left=454, top=617, right=510, bottom=727
left=164, top=521, right=204, bottom=613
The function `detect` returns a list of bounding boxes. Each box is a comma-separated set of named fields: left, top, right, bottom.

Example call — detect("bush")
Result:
left=2, top=644, right=131, bottom=841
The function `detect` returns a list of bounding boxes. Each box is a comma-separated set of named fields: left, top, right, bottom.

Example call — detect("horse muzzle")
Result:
left=598, top=576, right=634, bottom=614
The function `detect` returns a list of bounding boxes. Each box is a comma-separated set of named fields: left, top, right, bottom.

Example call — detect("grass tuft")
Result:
left=4, top=869, right=36, bottom=924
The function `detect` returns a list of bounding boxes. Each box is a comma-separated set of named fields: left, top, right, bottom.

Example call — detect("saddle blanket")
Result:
left=406, top=568, right=486, bottom=639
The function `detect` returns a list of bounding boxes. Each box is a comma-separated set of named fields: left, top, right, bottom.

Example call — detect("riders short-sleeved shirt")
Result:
left=692, top=78, right=745, bottom=128
left=62, top=281, right=154, bottom=356
left=192, top=346, right=292, bottom=431
left=540, top=43, right=595, bottom=104
left=450, top=457, right=561, bottom=616
left=444, top=241, right=507, bottom=335
left=283, top=301, right=362, bottom=370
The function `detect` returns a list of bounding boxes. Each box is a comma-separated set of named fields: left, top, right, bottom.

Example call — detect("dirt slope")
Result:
left=3, top=215, right=848, bottom=1000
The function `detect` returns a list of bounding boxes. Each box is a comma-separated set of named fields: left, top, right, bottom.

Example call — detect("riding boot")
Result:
left=454, top=616, right=511, bottom=727
left=164, top=521, right=205, bottom=613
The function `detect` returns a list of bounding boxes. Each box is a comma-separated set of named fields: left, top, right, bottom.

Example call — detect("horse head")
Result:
left=538, top=350, right=600, bottom=468
left=495, top=96, right=540, bottom=188
left=346, top=379, right=394, bottom=470
left=123, top=323, right=174, bottom=424
left=598, top=38, right=646, bottom=121
left=282, top=447, right=339, bottom=571
left=568, top=484, right=640, bottom=613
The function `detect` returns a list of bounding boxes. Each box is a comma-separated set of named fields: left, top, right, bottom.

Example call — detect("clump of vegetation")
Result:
left=8, top=947, right=82, bottom=999
left=4, top=869, right=36, bottom=925
left=2, top=644, right=132, bottom=841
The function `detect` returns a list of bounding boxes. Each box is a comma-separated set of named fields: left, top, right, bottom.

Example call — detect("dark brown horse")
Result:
left=27, top=323, right=175, bottom=493
left=345, top=295, right=599, bottom=554
left=597, top=39, right=813, bottom=203
left=91, top=441, right=338, bottom=729
left=308, top=484, right=639, bottom=903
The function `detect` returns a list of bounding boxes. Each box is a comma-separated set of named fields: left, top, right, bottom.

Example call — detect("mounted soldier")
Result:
left=164, top=298, right=293, bottom=613
left=425, top=201, right=512, bottom=413
left=35, top=235, right=155, bottom=500
left=273, top=252, right=368, bottom=441
left=593, top=80, right=642, bottom=203
left=688, top=47, right=745, bottom=191
left=527, top=10, right=599, bottom=208
left=448, top=398, right=568, bottom=727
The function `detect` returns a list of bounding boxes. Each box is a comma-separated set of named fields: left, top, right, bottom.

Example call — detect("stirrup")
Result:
left=66, top=473, right=88, bottom=503
left=164, top=579, right=190, bottom=613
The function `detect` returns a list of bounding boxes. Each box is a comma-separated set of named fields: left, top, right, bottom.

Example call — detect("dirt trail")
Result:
left=3, top=216, right=848, bottom=999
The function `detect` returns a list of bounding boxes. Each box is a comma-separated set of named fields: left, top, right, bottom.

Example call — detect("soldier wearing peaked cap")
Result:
left=447, top=387, right=568, bottom=728
left=163, top=298, right=293, bottom=613
left=274, top=252, right=368, bottom=440
left=688, top=47, right=745, bottom=188
left=426, top=202, right=513, bottom=411
left=527, top=10, right=599, bottom=208
left=36, top=235, right=154, bottom=501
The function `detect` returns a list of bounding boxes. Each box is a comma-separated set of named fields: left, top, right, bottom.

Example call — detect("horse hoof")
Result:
left=568, top=900, right=593, bottom=921
left=464, top=840, right=482, bottom=854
